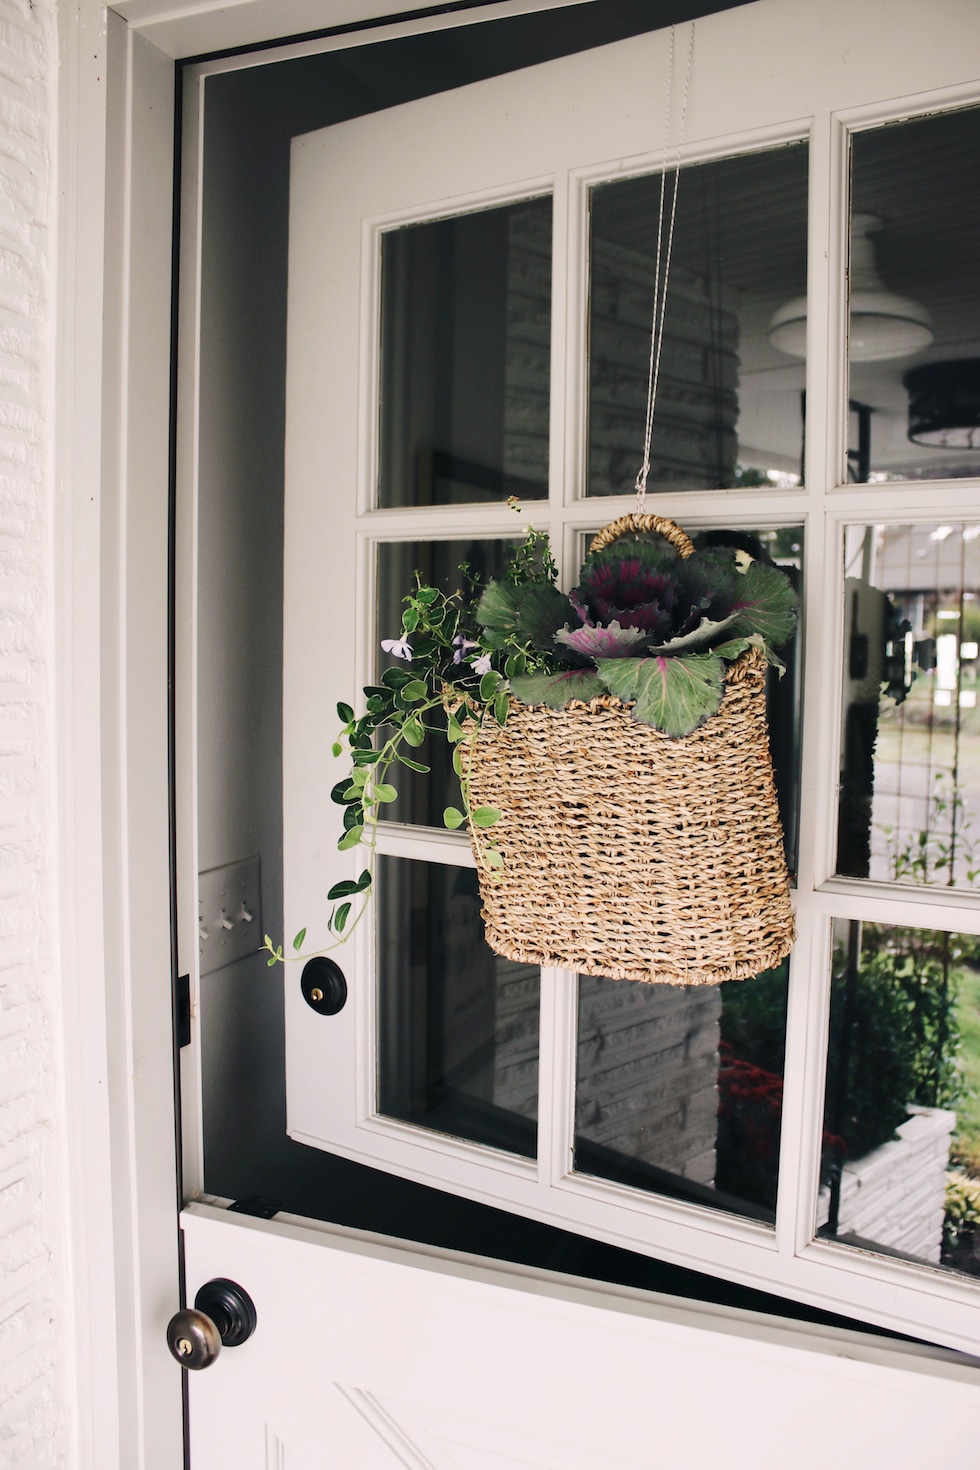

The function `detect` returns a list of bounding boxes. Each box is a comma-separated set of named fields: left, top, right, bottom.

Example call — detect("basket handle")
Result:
left=589, top=513, right=695, bottom=560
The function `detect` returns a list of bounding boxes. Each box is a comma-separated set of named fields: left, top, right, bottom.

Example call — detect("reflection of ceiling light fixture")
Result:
left=769, top=213, right=933, bottom=361
left=930, top=525, right=955, bottom=541
left=904, top=359, right=980, bottom=448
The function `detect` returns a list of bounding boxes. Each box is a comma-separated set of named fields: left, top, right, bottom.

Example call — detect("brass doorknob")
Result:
left=166, top=1308, right=222, bottom=1370
left=166, top=1277, right=257, bottom=1370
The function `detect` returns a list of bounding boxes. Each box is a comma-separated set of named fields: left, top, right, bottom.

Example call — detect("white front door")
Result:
left=181, top=1201, right=980, bottom=1467
left=177, top=0, right=980, bottom=1456
left=276, top=0, right=980, bottom=1353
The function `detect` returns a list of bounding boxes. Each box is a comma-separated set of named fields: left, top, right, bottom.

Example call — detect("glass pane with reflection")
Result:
left=837, top=523, right=980, bottom=888
left=378, top=197, right=552, bottom=507
left=587, top=142, right=808, bottom=496
left=820, top=918, right=980, bottom=1278
left=845, top=106, right=980, bottom=483
left=377, top=856, right=540, bottom=1157
left=376, top=538, right=519, bottom=827
left=574, top=962, right=789, bottom=1224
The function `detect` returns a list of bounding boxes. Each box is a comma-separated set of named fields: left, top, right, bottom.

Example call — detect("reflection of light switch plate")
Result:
left=199, top=857, right=262, bottom=975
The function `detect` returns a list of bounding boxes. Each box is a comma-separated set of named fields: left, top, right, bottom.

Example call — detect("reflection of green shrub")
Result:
left=825, top=926, right=965, bottom=1166
left=716, top=964, right=789, bottom=1212
left=944, top=1172, right=980, bottom=1251
left=719, top=964, right=788, bottom=1076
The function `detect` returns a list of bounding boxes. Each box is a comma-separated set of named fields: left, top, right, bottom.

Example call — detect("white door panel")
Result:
left=183, top=1203, right=980, bottom=1467
left=279, top=0, right=980, bottom=1353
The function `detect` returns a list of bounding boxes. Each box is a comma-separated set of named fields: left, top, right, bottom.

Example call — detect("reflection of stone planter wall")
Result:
left=576, top=978, right=721, bottom=1185
left=818, top=1105, right=955, bottom=1264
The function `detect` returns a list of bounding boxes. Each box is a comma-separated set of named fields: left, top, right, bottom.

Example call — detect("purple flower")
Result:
left=381, top=636, right=413, bottom=661
left=452, top=635, right=478, bottom=665
left=574, top=557, right=678, bottom=642
left=471, top=653, right=493, bottom=676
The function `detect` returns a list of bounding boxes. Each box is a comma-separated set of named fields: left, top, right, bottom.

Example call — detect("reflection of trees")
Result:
left=821, top=922, right=966, bottom=1234
left=715, top=964, right=788, bottom=1213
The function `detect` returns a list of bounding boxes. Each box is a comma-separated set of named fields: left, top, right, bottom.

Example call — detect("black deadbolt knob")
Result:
left=301, top=956, right=347, bottom=1015
left=194, top=1278, right=257, bottom=1346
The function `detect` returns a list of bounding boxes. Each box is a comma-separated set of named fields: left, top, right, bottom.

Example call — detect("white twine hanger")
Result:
left=635, top=21, right=696, bottom=511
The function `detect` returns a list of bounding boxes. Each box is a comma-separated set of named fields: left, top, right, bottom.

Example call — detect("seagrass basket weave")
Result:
left=464, top=514, right=796, bottom=986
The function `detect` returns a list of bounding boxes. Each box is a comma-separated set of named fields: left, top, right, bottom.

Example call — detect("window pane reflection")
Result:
left=377, top=856, right=540, bottom=1157
left=378, top=197, right=551, bottom=506
left=821, top=919, right=980, bottom=1278
left=845, top=106, right=980, bottom=483
left=837, top=523, right=980, bottom=888
left=587, top=142, right=808, bottom=496
left=574, top=963, right=789, bottom=1223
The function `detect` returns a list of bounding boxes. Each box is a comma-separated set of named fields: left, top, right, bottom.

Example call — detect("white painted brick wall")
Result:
left=0, top=0, right=69, bottom=1462
left=817, top=1106, right=956, bottom=1265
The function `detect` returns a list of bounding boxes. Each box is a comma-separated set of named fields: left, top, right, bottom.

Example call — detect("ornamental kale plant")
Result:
left=262, top=510, right=798, bottom=963
left=480, top=528, right=797, bottom=736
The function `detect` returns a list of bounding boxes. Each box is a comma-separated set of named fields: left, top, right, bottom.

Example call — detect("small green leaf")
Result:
left=402, top=606, right=419, bottom=632
left=452, top=745, right=465, bottom=777
left=395, top=753, right=430, bottom=772
left=402, top=680, right=428, bottom=702
left=263, top=933, right=273, bottom=948
left=504, top=651, right=526, bottom=679
left=351, top=749, right=382, bottom=765
left=494, top=691, right=509, bottom=727
left=334, top=902, right=352, bottom=933
left=373, top=783, right=397, bottom=802
left=336, top=701, right=354, bottom=724
left=416, top=587, right=438, bottom=606
left=485, top=849, right=504, bottom=869
left=332, top=778, right=358, bottom=805
left=443, top=806, right=466, bottom=830
left=356, top=869, right=372, bottom=892
left=403, top=718, right=425, bottom=747
left=471, top=806, right=502, bottom=828
left=338, top=825, right=364, bottom=850
left=292, top=928, right=306, bottom=951
left=480, top=669, right=501, bottom=702
left=267, top=953, right=279, bottom=967
left=331, top=742, right=343, bottom=758
left=381, top=667, right=414, bottom=691
left=343, top=804, right=363, bottom=831
left=328, top=879, right=360, bottom=899
left=446, top=714, right=464, bottom=742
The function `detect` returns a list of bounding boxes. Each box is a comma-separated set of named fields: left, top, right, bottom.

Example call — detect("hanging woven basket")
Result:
left=464, top=513, right=796, bottom=987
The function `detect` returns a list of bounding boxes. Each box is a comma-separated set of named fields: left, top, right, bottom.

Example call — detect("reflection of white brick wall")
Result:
left=0, top=0, right=68, bottom=1460
left=576, top=977, right=721, bottom=1185
left=818, top=1106, right=955, bottom=1264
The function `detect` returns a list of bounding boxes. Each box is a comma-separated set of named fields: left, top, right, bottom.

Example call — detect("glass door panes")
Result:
left=587, top=142, right=808, bottom=496
left=575, top=963, right=789, bottom=1223
left=837, top=522, right=980, bottom=887
left=820, top=918, right=980, bottom=1278
left=846, top=106, right=980, bottom=483
left=377, top=856, right=540, bottom=1156
left=378, top=196, right=552, bottom=507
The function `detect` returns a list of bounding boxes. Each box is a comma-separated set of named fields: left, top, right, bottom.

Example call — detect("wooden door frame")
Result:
left=57, top=3, right=612, bottom=1466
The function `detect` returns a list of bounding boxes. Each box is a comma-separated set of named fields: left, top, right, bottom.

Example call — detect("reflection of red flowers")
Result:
left=718, top=1042, right=848, bottom=1161
left=717, top=1042, right=782, bottom=1164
